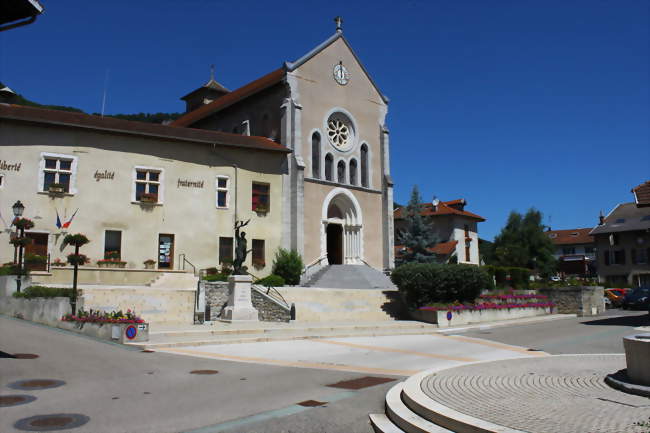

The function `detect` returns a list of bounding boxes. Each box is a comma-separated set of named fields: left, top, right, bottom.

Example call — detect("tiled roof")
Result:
left=394, top=199, right=485, bottom=222
left=394, top=240, right=458, bottom=257
left=171, top=68, right=285, bottom=127
left=632, top=180, right=650, bottom=207
left=545, top=228, right=594, bottom=245
left=0, top=104, right=290, bottom=153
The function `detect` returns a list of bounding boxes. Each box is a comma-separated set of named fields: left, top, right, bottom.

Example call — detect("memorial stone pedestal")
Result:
left=222, top=274, right=259, bottom=322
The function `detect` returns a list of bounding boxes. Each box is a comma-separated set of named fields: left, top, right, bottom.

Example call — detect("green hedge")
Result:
left=203, top=273, right=228, bottom=282
left=0, top=264, right=19, bottom=276
left=13, top=286, right=72, bottom=299
left=272, top=248, right=303, bottom=285
left=391, top=263, right=493, bottom=308
left=256, top=274, right=285, bottom=288
left=481, top=265, right=531, bottom=288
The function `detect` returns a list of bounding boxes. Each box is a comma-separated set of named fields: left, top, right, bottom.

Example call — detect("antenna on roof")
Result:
left=100, top=69, right=110, bottom=118
left=334, top=16, right=343, bottom=33
left=210, top=64, right=215, bottom=81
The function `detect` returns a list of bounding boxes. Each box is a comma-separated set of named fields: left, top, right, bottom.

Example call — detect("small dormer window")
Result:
left=615, top=218, right=625, bottom=224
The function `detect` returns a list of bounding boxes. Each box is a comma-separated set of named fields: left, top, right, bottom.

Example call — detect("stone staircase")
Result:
left=146, top=272, right=199, bottom=290
left=370, top=366, right=495, bottom=433
left=304, top=264, right=397, bottom=290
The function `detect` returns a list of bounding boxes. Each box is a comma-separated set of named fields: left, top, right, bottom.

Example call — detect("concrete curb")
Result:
left=435, top=314, right=577, bottom=334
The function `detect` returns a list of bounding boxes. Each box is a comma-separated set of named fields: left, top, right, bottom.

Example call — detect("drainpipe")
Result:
left=232, top=164, right=238, bottom=229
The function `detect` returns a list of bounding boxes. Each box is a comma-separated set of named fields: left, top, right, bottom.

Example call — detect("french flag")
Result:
left=62, top=209, right=78, bottom=229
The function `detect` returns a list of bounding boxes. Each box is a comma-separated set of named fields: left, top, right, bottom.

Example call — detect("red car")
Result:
left=605, top=288, right=630, bottom=307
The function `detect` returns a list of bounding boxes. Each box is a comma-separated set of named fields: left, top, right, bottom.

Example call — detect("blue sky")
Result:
left=1, top=0, right=648, bottom=240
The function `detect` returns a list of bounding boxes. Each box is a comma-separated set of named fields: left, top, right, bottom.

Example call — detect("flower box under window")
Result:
left=47, top=183, right=66, bottom=195
left=139, top=193, right=158, bottom=204
left=252, top=183, right=270, bottom=213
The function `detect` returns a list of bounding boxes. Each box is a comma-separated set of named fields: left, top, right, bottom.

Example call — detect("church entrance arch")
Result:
left=321, top=188, right=363, bottom=265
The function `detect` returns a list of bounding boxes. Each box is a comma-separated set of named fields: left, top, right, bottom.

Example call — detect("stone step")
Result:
left=307, top=264, right=397, bottom=290
left=127, top=324, right=439, bottom=350
left=369, top=413, right=407, bottom=433
left=398, top=368, right=514, bottom=433
left=383, top=382, right=453, bottom=433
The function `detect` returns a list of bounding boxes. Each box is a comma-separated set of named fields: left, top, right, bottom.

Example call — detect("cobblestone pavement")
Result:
left=421, top=354, right=650, bottom=433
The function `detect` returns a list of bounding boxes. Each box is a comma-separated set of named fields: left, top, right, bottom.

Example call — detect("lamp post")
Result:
left=12, top=200, right=25, bottom=293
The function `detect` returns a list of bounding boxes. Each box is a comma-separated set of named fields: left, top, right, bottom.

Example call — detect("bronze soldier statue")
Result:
left=233, top=219, right=251, bottom=275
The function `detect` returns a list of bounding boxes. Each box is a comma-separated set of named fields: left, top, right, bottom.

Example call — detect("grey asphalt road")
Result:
left=461, top=308, right=649, bottom=354
left=0, top=316, right=393, bottom=433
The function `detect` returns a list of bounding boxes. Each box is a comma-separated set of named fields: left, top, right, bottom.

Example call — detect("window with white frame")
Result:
left=216, top=176, right=229, bottom=209
left=41, top=154, right=76, bottom=193
left=134, top=167, right=162, bottom=203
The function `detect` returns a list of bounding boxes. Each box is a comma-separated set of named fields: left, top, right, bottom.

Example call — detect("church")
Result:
left=0, top=18, right=394, bottom=285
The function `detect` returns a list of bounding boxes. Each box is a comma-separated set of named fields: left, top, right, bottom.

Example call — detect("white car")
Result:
left=550, top=276, right=561, bottom=282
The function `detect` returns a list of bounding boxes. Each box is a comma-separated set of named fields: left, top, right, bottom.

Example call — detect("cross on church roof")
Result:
left=334, top=16, right=343, bottom=33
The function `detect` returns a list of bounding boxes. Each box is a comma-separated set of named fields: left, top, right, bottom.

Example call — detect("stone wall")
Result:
left=203, top=281, right=290, bottom=322
left=203, top=281, right=229, bottom=321
left=538, top=286, right=605, bottom=316
left=0, top=296, right=72, bottom=327
left=252, top=288, right=291, bottom=322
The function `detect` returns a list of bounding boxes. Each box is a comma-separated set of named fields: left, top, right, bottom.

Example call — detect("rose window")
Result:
left=326, top=113, right=355, bottom=151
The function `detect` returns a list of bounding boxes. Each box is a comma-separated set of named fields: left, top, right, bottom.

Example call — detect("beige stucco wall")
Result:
left=293, top=37, right=389, bottom=269
left=0, top=121, right=285, bottom=275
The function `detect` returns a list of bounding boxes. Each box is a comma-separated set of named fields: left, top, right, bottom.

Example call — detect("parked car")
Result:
left=621, top=287, right=650, bottom=310
left=605, top=288, right=630, bottom=307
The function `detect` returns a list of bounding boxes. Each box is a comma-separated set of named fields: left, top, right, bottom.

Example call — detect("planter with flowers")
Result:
left=139, top=193, right=158, bottom=205
left=411, top=301, right=555, bottom=328
left=47, top=183, right=66, bottom=195
left=60, top=308, right=149, bottom=343
left=143, top=259, right=156, bottom=270
left=252, top=258, right=265, bottom=270
left=97, top=251, right=126, bottom=268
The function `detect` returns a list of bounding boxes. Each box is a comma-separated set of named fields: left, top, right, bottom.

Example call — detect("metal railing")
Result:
left=301, top=255, right=328, bottom=276
left=178, top=253, right=197, bottom=276
left=252, top=283, right=290, bottom=311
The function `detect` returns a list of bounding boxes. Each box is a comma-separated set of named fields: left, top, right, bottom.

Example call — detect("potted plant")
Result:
left=143, top=259, right=156, bottom=269
left=139, top=193, right=158, bottom=204
left=47, top=183, right=66, bottom=194
left=63, top=233, right=90, bottom=315
left=253, top=203, right=269, bottom=214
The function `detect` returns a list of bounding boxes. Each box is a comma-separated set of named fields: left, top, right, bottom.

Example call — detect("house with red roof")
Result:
left=394, top=198, right=485, bottom=265
left=545, top=228, right=596, bottom=277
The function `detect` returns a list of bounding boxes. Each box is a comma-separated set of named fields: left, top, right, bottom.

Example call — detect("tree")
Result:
left=492, top=208, right=556, bottom=277
left=396, top=186, right=439, bottom=265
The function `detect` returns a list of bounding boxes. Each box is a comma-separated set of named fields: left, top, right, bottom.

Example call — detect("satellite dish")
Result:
left=432, top=197, right=440, bottom=207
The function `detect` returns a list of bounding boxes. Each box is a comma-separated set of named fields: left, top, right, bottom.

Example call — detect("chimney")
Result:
left=599, top=210, right=605, bottom=225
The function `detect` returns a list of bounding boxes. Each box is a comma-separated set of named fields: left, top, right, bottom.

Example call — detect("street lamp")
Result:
left=12, top=200, right=25, bottom=293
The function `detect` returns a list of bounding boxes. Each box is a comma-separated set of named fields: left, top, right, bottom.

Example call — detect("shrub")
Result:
left=391, top=263, right=493, bottom=309
left=204, top=273, right=228, bottom=282
left=0, top=263, right=19, bottom=275
left=205, top=267, right=219, bottom=276
left=256, top=274, right=285, bottom=288
left=25, top=254, right=47, bottom=264
left=508, top=267, right=531, bottom=288
left=272, top=248, right=303, bottom=285
left=13, top=286, right=72, bottom=299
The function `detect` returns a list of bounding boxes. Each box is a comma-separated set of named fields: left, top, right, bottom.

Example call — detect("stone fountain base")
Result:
left=605, top=333, right=650, bottom=397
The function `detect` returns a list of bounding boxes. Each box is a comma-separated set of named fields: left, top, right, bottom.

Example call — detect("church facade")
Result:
left=172, top=22, right=395, bottom=276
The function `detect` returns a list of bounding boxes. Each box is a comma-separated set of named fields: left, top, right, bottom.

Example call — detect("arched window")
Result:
left=349, top=159, right=358, bottom=186
left=360, top=144, right=369, bottom=187
left=337, top=160, right=346, bottom=184
left=311, top=132, right=321, bottom=179
left=325, top=153, right=334, bottom=181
